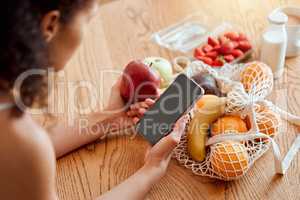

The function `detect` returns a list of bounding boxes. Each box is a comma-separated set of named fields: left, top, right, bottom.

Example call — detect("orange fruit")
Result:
left=210, top=141, right=249, bottom=179
left=211, top=115, right=248, bottom=136
left=255, top=105, right=281, bottom=137
left=241, top=61, right=271, bottom=93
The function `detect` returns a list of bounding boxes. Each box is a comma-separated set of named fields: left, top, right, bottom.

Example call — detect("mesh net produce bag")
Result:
left=173, top=61, right=300, bottom=181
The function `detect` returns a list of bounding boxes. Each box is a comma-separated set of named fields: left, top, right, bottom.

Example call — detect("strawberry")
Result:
left=208, top=36, right=219, bottom=47
left=224, top=54, right=235, bottom=63
left=238, top=33, right=248, bottom=41
left=206, top=51, right=218, bottom=59
left=238, top=41, right=252, bottom=52
left=212, top=59, right=224, bottom=67
left=198, top=56, right=213, bottom=65
left=219, top=42, right=235, bottom=55
left=213, top=44, right=221, bottom=52
left=231, top=49, right=244, bottom=58
left=232, top=41, right=239, bottom=49
left=224, top=32, right=240, bottom=41
left=219, top=36, right=229, bottom=45
left=194, top=47, right=206, bottom=59
left=202, top=44, right=213, bottom=53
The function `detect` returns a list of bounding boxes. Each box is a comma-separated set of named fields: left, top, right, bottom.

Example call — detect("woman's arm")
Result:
left=47, top=77, right=155, bottom=158
left=97, top=166, right=157, bottom=200
left=97, top=117, right=186, bottom=200
left=48, top=111, right=130, bottom=158
left=47, top=76, right=158, bottom=158
left=48, top=100, right=154, bottom=158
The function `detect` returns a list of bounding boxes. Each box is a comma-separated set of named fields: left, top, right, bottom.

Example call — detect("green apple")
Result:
left=144, top=57, right=173, bottom=88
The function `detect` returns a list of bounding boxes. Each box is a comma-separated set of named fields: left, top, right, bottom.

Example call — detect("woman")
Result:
left=0, top=0, right=186, bottom=199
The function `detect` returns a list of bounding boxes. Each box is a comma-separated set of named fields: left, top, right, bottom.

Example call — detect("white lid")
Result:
left=268, top=11, right=288, bottom=25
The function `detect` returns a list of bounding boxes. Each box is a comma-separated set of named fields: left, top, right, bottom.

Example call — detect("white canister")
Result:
left=260, top=11, right=288, bottom=79
left=277, top=6, right=300, bottom=57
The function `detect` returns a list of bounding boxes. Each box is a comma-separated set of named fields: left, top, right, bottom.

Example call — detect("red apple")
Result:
left=120, top=60, right=160, bottom=104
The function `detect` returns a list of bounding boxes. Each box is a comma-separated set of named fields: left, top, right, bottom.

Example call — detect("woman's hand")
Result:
left=97, top=116, right=188, bottom=200
left=105, top=77, right=156, bottom=126
left=141, top=116, right=188, bottom=183
left=126, top=98, right=155, bottom=124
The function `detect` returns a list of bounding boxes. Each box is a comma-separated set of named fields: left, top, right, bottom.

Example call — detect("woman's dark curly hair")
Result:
left=0, top=0, right=92, bottom=115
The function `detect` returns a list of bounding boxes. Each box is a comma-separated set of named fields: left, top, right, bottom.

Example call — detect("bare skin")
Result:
left=0, top=1, right=186, bottom=199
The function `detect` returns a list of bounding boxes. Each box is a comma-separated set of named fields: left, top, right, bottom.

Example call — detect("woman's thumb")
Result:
left=150, top=132, right=180, bottom=159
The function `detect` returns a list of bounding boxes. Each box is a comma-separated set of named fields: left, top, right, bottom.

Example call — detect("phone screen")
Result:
left=136, top=74, right=204, bottom=145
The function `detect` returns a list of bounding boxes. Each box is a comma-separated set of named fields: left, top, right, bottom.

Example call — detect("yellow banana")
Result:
left=187, top=95, right=226, bottom=162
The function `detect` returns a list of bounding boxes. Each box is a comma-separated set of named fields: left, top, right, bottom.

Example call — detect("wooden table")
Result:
left=48, top=0, right=300, bottom=199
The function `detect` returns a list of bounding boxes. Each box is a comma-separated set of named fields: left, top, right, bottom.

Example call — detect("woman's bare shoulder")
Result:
left=0, top=113, right=57, bottom=200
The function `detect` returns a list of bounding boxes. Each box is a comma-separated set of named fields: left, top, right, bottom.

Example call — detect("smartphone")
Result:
left=136, top=74, right=204, bottom=145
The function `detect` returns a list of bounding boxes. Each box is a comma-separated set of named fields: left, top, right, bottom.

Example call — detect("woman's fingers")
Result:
left=149, top=132, right=181, bottom=160
left=130, top=98, right=155, bottom=110
left=130, top=101, right=147, bottom=110
left=157, top=88, right=164, bottom=96
left=133, top=117, right=140, bottom=125
left=137, top=108, right=147, bottom=116
left=127, top=98, right=156, bottom=118
left=147, top=116, right=187, bottom=160
left=126, top=108, right=146, bottom=117
left=130, top=102, right=144, bottom=110
left=126, top=110, right=136, bottom=117
left=145, top=98, right=155, bottom=106
left=173, top=115, right=188, bottom=133
left=178, top=114, right=189, bottom=124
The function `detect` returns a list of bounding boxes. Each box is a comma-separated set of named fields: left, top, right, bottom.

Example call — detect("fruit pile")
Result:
left=193, top=32, right=252, bottom=67
left=119, top=56, right=282, bottom=180
left=185, top=62, right=281, bottom=180
left=120, top=57, right=174, bottom=105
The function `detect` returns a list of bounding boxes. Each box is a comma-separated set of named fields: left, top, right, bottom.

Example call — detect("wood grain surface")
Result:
left=44, top=0, right=300, bottom=199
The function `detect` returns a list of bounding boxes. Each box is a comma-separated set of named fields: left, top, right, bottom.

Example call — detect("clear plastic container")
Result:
left=151, top=13, right=253, bottom=66
left=151, top=13, right=227, bottom=54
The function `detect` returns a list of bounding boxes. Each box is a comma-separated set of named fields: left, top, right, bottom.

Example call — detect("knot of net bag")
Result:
left=224, top=61, right=274, bottom=114
left=240, top=61, right=273, bottom=100
left=185, top=61, right=218, bottom=79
